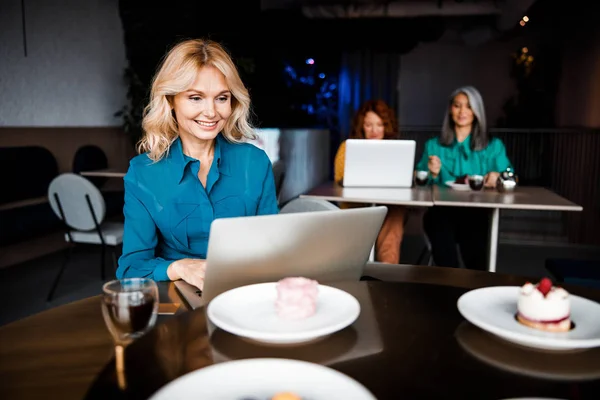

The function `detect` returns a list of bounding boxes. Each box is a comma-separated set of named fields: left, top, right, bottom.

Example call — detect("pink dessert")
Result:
left=275, top=277, right=319, bottom=320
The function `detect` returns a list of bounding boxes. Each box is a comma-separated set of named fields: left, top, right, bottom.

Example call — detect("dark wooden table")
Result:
left=1, top=265, right=600, bottom=400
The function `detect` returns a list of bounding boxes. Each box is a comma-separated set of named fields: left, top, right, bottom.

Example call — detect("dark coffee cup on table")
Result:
left=415, top=170, right=429, bottom=186
left=468, top=175, right=484, bottom=191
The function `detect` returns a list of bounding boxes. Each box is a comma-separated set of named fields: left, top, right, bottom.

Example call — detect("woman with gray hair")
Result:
left=415, top=86, right=512, bottom=270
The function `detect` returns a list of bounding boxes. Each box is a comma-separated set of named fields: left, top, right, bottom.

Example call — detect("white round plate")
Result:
left=149, top=358, right=377, bottom=400
left=445, top=181, right=471, bottom=191
left=457, top=286, right=600, bottom=350
left=207, top=282, right=361, bottom=344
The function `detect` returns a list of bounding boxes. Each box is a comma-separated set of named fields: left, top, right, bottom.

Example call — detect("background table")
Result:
left=301, top=183, right=583, bottom=272
left=80, top=169, right=126, bottom=178
left=433, top=186, right=583, bottom=272
left=300, top=182, right=434, bottom=206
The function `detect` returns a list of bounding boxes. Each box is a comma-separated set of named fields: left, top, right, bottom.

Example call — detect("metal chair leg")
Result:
left=47, top=246, right=73, bottom=302
left=100, top=244, right=106, bottom=281
left=111, top=247, right=118, bottom=274
left=427, top=254, right=435, bottom=266
left=416, top=246, right=429, bottom=265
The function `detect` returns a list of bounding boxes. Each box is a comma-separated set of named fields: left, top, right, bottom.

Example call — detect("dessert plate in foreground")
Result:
left=207, top=282, right=361, bottom=344
left=457, top=286, right=600, bottom=350
left=149, top=358, right=377, bottom=400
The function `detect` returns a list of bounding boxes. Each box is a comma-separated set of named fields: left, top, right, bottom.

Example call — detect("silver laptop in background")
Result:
left=343, top=139, right=416, bottom=188
left=174, top=206, right=388, bottom=309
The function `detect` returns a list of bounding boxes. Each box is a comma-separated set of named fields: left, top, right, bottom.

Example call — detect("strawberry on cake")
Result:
left=517, top=277, right=571, bottom=332
left=275, top=277, right=319, bottom=320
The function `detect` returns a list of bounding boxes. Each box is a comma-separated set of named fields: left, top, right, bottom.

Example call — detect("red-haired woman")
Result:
left=333, top=99, right=406, bottom=264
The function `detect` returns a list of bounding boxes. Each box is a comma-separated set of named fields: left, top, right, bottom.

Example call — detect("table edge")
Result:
left=431, top=201, right=583, bottom=211
left=299, top=194, right=434, bottom=207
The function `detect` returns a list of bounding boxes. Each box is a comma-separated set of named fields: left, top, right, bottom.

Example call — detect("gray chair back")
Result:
left=279, top=197, right=339, bottom=214
left=272, top=160, right=286, bottom=202
left=48, top=173, right=106, bottom=231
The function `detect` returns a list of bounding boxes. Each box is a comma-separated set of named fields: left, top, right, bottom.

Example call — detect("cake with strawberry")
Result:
left=517, top=277, right=571, bottom=332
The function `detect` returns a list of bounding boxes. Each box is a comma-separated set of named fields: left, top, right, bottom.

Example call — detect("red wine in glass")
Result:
left=102, top=278, right=159, bottom=389
left=102, top=293, right=156, bottom=339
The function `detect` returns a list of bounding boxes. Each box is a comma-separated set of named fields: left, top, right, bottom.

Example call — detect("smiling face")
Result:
left=172, top=65, right=232, bottom=144
left=363, top=111, right=385, bottom=140
left=450, top=92, right=474, bottom=130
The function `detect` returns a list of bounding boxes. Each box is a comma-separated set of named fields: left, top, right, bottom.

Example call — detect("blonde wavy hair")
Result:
left=138, top=38, right=256, bottom=162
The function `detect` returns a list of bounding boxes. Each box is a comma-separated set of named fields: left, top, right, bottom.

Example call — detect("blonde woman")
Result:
left=117, top=39, right=278, bottom=289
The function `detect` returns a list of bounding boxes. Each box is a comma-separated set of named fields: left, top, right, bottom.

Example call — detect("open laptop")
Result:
left=174, top=205, right=387, bottom=309
left=343, top=139, right=416, bottom=188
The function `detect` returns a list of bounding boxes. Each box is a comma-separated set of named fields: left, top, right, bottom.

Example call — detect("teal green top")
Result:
left=117, top=134, right=279, bottom=282
left=416, top=135, right=512, bottom=185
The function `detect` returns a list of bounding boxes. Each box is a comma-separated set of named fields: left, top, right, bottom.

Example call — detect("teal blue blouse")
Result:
left=416, top=135, right=512, bottom=185
left=117, top=134, right=279, bottom=281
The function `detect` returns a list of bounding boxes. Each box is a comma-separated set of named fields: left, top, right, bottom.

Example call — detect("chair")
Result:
left=281, top=197, right=384, bottom=280
left=47, top=173, right=124, bottom=301
left=72, top=145, right=109, bottom=189
left=272, top=160, right=286, bottom=206
left=73, top=145, right=124, bottom=218
left=416, top=233, right=434, bottom=266
left=279, top=197, right=339, bottom=214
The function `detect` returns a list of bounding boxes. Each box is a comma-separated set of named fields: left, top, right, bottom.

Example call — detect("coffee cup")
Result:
left=468, top=175, right=484, bottom=191
left=415, top=170, right=429, bottom=186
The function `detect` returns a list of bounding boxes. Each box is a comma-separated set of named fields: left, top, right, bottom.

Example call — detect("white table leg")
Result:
left=488, top=208, right=500, bottom=272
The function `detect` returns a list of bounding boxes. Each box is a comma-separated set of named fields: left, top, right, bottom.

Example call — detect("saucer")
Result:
left=445, top=181, right=471, bottom=191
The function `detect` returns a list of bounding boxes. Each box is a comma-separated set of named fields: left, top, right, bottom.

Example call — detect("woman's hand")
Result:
left=167, top=258, right=207, bottom=290
left=428, top=156, right=441, bottom=177
left=484, top=171, right=500, bottom=188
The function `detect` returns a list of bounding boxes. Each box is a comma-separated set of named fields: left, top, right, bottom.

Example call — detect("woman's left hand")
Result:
left=484, top=172, right=500, bottom=188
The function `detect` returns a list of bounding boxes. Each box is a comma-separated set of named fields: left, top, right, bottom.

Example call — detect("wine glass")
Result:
left=101, top=278, right=159, bottom=390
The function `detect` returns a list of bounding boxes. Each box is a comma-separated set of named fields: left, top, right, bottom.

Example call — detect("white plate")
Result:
left=457, top=286, right=600, bottom=350
left=445, top=181, right=471, bottom=191
left=207, top=282, right=361, bottom=344
left=149, top=358, right=377, bottom=400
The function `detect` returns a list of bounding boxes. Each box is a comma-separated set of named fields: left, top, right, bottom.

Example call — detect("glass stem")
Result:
left=116, top=344, right=127, bottom=390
